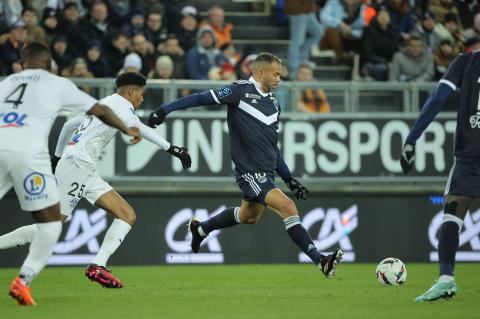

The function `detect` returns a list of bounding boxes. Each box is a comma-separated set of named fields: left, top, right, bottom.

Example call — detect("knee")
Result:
left=243, top=215, right=261, bottom=225
left=279, top=198, right=297, bottom=217
left=121, top=205, right=136, bottom=225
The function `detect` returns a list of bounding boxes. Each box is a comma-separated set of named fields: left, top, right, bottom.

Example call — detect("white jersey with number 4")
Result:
left=0, top=69, right=97, bottom=155
left=62, top=93, right=145, bottom=173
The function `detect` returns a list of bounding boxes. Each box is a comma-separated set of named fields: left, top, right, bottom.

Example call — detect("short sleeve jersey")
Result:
left=440, top=51, right=480, bottom=159
left=63, top=93, right=138, bottom=172
left=210, top=77, right=281, bottom=175
left=0, top=69, right=97, bottom=155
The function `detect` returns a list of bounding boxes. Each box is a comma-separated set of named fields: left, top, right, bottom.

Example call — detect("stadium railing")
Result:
left=66, top=78, right=439, bottom=113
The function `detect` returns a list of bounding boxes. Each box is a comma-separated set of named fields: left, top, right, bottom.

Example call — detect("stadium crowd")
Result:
left=0, top=0, right=479, bottom=112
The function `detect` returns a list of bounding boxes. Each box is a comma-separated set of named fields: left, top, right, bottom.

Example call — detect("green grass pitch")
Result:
left=1, top=264, right=479, bottom=319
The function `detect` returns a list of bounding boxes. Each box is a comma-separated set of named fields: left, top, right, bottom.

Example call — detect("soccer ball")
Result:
left=376, top=257, right=407, bottom=286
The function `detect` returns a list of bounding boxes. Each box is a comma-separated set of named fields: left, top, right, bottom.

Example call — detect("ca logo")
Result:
left=165, top=206, right=225, bottom=263
left=48, top=208, right=108, bottom=265
left=300, top=205, right=358, bottom=262
left=429, top=209, right=480, bottom=261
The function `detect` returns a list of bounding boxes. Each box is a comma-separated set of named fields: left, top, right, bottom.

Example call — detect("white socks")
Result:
left=0, top=224, right=37, bottom=249
left=92, top=219, right=131, bottom=267
left=20, top=221, right=62, bottom=286
left=439, top=274, right=454, bottom=283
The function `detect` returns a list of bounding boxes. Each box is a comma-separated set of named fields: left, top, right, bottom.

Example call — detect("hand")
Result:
left=340, top=23, right=352, bottom=37
left=400, top=143, right=415, bottom=174
left=168, top=145, right=191, bottom=169
left=51, top=156, right=61, bottom=174
left=126, top=127, right=142, bottom=144
left=286, top=177, right=310, bottom=200
left=148, top=108, right=166, bottom=128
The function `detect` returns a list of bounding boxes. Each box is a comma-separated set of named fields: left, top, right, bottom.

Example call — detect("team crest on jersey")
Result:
left=470, top=113, right=480, bottom=128
left=216, top=86, right=232, bottom=98
left=23, top=173, right=46, bottom=196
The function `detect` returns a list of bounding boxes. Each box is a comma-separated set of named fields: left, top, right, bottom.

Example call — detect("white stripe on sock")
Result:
left=442, top=213, right=464, bottom=231
left=284, top=216, right=301, bottom=230
left=233, top=207, right=242, bottom=224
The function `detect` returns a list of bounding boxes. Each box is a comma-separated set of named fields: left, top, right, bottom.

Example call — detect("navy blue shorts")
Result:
left=236, top=172, right=277, bottom=204
left=445, top=158, right=480, bottom=197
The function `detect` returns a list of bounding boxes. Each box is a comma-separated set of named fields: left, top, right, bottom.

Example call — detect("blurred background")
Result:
left=1, top=0, right=479, bottom=267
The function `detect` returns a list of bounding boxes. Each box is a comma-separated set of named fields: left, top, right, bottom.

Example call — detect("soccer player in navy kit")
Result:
left=149, top=53, right=342, bottom=278
left=401, top=51, right=480, bottom=301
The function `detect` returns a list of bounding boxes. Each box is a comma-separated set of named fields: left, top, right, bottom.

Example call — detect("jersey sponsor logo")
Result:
left=470, top=113, right=480, bottom=128
left=48, top=208, right=108, bottom=265
left=299, top=205, right=358, bottom=262
left=0, top=111, right=28, bottom=128
left=245, top=93, right=261, bottom=99
left=23, top=172, right=46, bottom=196
left=428, top=208, right=480, bottom=261
left=165, top=206, right=225, bottom=263
left=215, top=86, right=232, bottom=98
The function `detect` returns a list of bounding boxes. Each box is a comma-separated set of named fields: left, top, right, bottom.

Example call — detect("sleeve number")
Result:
left=68, top=182, right=85, bottom=198
left=4, top=83, right=27, bottom=109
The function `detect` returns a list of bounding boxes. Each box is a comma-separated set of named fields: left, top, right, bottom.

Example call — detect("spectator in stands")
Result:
left=25, top=0, right=47, bottom=21
left=159, top=0, right=186, bottom=34
left=58, top=2, right=88, bottom=57
left=201, top=6, right=233, bottom=49
left=384, top=0, right=414, bottom=39
left=148, top=55, right=173, bottom=79
left=296, top=63, right=331, bottom=113
left=177, top=5, right=198, bottom=52
left=121, top=8, right=145, bottom=38
left=119, top=52, right=142, bottom=74
left=131, top=33, right=155, bottom=76
left=47, top=0, right=87, bottom=17
left=389, top=35, right=434, bottom=82
left=41, top=7, right=59, bottom=46
left=51, top=34, right=73, bottom=74
left=237, top=53, right=256, bottom=79
left=433, top=38, right=455, bottom=80
left=463, top=13, right=480, bottom=41
left=21, top=6, right=46, bottom=44
left=61, top=57, right=95, bottom=94
left=85, top=39, right=109, bottom=77
left=185, top=26, right=225, bottom=80
left=434, top=13, right=465, bottom=54
left=284, top=0, right=323, bottom=78
left=0, top=20, right=27, bottom=75
left=144, top=6, right=167, bottom=48
left=427, top=0, right=461, bottom=25
left=319, top=0, right=366, bottom=61
left=464, top=36, right=480, bottom=53
left=360, top=7, right=400, bottom=81
left=0, top=0, right=23, bottom=32
left=79, top=1, right=112, bottom=43
left=414, top=11, right=439, bottom=53
left=104, top=31, right=130, bottom=76
left=157, top=34, right=185, bottom=79
left=220, top=42, right=240, bottom=69
left=105, top=0, right=131, bottom=27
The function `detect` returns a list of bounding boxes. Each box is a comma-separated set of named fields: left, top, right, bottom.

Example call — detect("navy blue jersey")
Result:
left=441, top=51, right=480, bottom=159
left=210, top=77, right=281, bottom=175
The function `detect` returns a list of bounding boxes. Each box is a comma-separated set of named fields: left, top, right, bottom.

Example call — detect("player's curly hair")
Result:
left=116, top=72, right=147, bottom=88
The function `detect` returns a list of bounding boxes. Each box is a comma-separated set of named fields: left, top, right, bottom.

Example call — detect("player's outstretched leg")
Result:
left=0, top=225, right=37, bottom=249
left=415, top=195, right=470, bottom=301
left=85, top=191, right=134, bottom=288
left=188, top=207, right=242, bottom=253
left=266, top=188, right=342, bottom=278
left=9, top=204, right=62, bottom=306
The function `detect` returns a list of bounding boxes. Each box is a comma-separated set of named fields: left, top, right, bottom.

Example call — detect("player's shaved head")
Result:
left=21, top=42, right=52, bottom=70
left=252, top=52, right=282, bottom=72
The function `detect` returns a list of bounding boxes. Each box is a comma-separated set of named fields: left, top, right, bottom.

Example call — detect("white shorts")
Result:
left=0, top=150, right=60, bottom=211
left=55, top=157, right=113, bottom=217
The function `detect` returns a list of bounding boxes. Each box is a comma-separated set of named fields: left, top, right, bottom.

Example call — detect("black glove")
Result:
left=168, top=145, right=191, bottom=169
left=51, top=155, right=61, bottom=174
left=400, top=143, right=415, bottom=174
left=286, top=177, right=310, bottom=200
left=148, top=108, right=166, bottom=128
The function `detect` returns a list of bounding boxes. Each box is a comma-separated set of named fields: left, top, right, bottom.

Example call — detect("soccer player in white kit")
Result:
left=0, top=72, right=191, bottom=289
left=0, top=42, right=141, bottom=306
